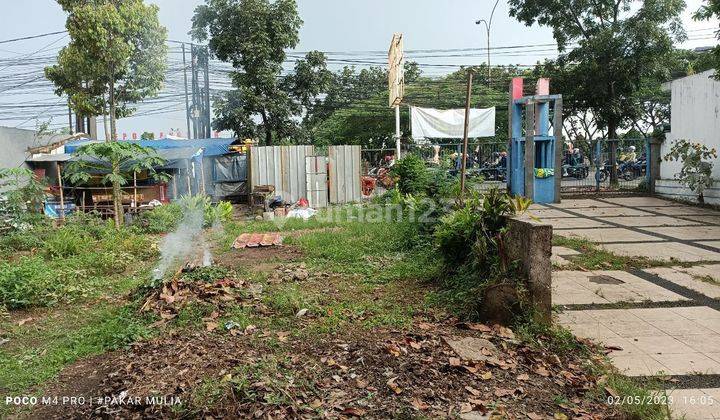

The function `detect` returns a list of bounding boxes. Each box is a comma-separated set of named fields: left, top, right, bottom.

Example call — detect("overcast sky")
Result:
left=0, top=0, right=716, bottom=139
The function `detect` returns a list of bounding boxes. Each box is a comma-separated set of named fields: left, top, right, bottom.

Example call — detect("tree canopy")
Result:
left=46, top=0, right=168, bottom=141
left=191, top=0, right=331, bottom=145
left=509, top=0, right=686, bottom=139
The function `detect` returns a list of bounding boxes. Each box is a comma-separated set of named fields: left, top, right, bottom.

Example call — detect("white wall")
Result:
left=662, top=70, right=720, bottom=180
left=658, top=70, right=720, bottom=203
left=656, top=179, right=720, bottom=205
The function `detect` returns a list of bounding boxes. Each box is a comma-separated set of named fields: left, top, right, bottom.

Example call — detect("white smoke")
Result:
left=153, top=205, right=207, bottom=280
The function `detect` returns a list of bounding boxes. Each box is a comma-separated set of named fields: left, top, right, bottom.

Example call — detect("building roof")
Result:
left=64, top=138, right=237, bottom=157
left=26, top=147, right=203, bottom=169
left=26, top=153, right=73, bottom=163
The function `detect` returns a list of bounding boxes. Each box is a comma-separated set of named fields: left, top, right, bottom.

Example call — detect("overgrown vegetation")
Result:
left=0, top=215, right=155, bottom=310
left=664, top=139, right=718, bottom=203
left=0, top=168, right=47, bottom=231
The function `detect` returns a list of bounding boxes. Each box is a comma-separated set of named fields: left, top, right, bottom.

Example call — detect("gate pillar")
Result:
left=508, top=78, right=563, bottom=204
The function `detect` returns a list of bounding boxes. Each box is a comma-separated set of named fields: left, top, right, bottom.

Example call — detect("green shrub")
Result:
left=0, top=230, right=46, bottom=253
left=0, top=256, right=56, bottom=309
left=434, top=206, right=482, bottom=266
left=0, top=212, right=157, bottom=310
left=43, top=227, right=94, bottom=258
left=136, top=203, right=183, bottom=233
left=392, top=155, right=430, bottom=196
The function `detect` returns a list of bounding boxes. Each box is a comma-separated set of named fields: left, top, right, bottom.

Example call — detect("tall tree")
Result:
left=46, top=0, right=167, bottom=226
left=191, top=0, right=331, bottom=145
left=508, top=0, right=685, bottom=141
left=694, top=0, right=720, bottom=76
left=46, top=0, right=168, bottom=142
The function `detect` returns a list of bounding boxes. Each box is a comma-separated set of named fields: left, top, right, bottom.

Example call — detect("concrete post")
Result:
left=505, top=216, right=553, bottom=324
left=648, top=137, right=664, bottom=194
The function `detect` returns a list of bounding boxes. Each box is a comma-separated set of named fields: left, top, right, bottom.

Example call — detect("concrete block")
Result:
left=505, top=216, right=553, bottom=323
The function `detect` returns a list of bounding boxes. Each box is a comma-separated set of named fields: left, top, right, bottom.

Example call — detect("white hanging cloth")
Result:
left=410, top=106, right=495, bottom=139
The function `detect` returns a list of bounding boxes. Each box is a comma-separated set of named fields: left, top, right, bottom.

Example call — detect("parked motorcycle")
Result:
left=620, top=158, right=647, bottom=181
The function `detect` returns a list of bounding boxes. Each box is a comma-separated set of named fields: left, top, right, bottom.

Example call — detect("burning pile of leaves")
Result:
left=140, top=263, right=249, bottom=321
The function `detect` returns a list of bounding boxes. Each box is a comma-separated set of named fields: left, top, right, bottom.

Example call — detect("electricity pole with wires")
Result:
left=475, top=0, right=500, bottom=86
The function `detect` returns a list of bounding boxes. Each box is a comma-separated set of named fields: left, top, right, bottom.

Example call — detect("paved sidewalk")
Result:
left=533, top=196, right=720, bottom=263
left=545, top=197, right=720, bottom=419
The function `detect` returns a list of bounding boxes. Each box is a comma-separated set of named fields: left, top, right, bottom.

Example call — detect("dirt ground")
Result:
left=30, top=322, right=618, bottom=419
left=23, top=237, right=622, bottom=420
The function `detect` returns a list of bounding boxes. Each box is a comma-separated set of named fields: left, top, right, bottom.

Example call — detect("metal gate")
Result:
left=402, top=141, right=508, bottom=192
left=560, top=138, right=650, bottom=195
left=305, top=156, right=328, bottom=208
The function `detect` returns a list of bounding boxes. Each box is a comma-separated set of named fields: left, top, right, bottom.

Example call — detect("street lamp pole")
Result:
left=476, top=0, right=500, bottom=86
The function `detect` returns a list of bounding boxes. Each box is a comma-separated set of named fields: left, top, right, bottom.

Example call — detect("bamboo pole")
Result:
left=459, top=71, right=474, bottom=203
left=56, top=163, right=65, bottom=221
left=186, top=160, right=192, bottom=196
left=133, top=171, right=138, bottom=209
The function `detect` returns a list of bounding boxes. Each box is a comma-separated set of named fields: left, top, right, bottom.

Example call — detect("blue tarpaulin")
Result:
left=64, top=138, right=236, bottom=157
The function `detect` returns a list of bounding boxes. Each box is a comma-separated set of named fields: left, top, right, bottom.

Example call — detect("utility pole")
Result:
left=182, top=43, right=192, bottom=140
left=203, top=46, right=212, bottom=139
left=190, top=45, right=199, bottom=139
left=475, top=0, right=500, bottom=86
left=459, top=70, right=474, bottom=203
left=67, top=105, right=73, bottom=135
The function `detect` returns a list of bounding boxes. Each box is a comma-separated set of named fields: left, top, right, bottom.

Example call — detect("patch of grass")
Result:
left=181, top=377, right=230, bottom=415
left=693, top=274, right=720, bottom=286
left=515, top=317, right=589, bottom=355
left=180, top=266, right=233, bottom=283
left=228, top=353, right=320, bottom=410
left=263, top=283, right=319, bottom=318
left=0, top=219, right=157, bottom=311
left=586, top=369, right=672, bottom=420
left=174, top=302, right=217, bottom=328
left=0, top=302, right=155, bottom=399
left=552, top=236, right=670, bottom=270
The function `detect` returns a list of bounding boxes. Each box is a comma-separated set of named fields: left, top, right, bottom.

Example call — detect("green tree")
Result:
left=45, top=0, right=168, bottom=142
left=311, top=64, right=522, bottom=148
left=664, top=140, right=718, bottom=203
left=64, top=142, right=168, bottom=227
left=0, top=168, right=47, bottom=230
left=140, top=131, right=155, bottom=140
left=191, top=0, right=331, bottom=145
left=694, top=0, right=720, bottom=76
left=508, top=0, right=685, bottom=142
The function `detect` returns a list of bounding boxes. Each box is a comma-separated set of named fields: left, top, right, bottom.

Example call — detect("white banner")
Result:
left=411, top=106, right=495, bottom=139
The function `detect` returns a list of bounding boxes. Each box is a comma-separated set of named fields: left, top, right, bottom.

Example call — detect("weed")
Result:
left=0, top=216, right=156, bottom=310
left=181, top=266, right=233, bottom=283
left=552, top=236, right=668, bottom=270
left=0, top=303, right=155, bottom=396
left=693, top=274, right=720, bottom=286
left=136, top=203, right=183, bottom=233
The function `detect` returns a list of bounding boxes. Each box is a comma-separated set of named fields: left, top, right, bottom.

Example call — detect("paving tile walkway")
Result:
left=547, top=197, right=720, bottom=419
left=533, top=196, right=720, bottom=263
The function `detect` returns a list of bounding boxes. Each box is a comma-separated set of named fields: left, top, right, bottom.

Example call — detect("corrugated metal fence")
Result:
left=329, top=145, right=362, bottom=204
left=250, top=145, right=361, bottom=207
left=250, top=146, right=315, bottom=203
left=305, top=156, right=328, bottom=208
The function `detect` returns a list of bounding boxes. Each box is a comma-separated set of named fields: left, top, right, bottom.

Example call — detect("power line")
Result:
left=0, top=30, right=67, bottom=45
